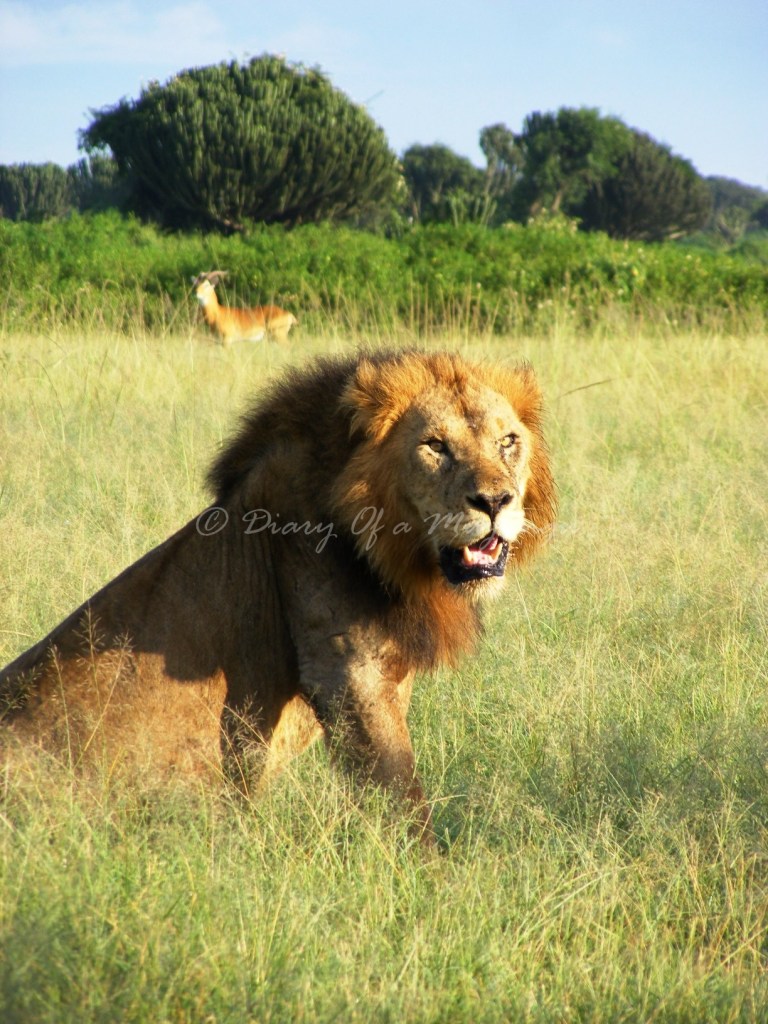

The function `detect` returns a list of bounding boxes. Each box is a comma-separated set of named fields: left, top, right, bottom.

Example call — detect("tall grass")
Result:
left=1, top=320, right=767, bottom=1021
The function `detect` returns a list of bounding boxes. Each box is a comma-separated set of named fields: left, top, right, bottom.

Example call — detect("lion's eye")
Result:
left=424, top=438, right=447, bottom=454
left=500, top=433, right=518, bottom=450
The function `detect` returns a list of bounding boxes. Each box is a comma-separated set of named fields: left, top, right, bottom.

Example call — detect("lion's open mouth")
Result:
left=439, top=533, right=509, bottom=585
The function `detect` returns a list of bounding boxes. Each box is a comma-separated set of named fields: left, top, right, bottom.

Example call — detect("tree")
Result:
left=0, top=162, right=73, bottom=221
left=577, top=132, right=712, bottom=241
left=752, top=201, right=768, bottom=231
left=68, top=155, right=128, bottom=213
left=705, top=176, right=768, bottom=243
left=81, top=56, right=400, bottom=231
left=478, top=123, right=521, bottom=222
left=401, top=143, right=489, bottom=224
left=491, top=106, right=711, bottom=240
left=510, top=107, right=632, bottom=220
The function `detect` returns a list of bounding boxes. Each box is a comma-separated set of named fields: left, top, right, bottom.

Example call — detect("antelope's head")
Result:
left=191, top=270, right=227, bottom=305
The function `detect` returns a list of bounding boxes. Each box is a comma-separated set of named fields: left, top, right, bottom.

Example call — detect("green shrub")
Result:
left=0, top=213, right=766, bottom=336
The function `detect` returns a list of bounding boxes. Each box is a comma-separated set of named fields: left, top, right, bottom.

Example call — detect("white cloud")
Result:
left=0, top=0, right=230, bottom=67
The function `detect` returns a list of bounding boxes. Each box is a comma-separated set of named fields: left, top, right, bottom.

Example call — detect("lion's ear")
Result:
left=341, top=359, right=401, bottom=441
left=491, top=363, right=544, bottom=432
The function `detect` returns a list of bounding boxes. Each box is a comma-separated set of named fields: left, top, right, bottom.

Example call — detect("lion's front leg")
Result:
left=298, top=638, right=433, bottom=842
left=318, top=683, right=433, bottom=842
left=277, top=539, right=434, bottom=841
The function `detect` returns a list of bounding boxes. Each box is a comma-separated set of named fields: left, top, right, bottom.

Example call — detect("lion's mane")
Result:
left=207, top=350, right=555, bottom=666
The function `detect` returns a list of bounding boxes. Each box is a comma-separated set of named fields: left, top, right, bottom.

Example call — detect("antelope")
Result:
left=192, top=271, right=297, bottom=344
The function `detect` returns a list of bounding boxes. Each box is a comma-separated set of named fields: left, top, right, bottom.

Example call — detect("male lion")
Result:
left=1, top=351, right=555, bottom=836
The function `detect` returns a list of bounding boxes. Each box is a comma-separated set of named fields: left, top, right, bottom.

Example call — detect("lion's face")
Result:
left=395, top=382, right=531, bottom=593
left=333, top=352, right=554, bottom=602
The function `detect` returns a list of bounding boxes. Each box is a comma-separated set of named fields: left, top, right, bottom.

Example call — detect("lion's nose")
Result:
left=467, top=491, right=513, bottom=520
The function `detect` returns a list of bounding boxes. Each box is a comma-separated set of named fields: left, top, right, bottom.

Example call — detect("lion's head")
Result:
left=330, top=351, right=556, bottom=604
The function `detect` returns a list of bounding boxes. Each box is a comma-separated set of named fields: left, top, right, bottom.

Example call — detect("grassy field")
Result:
left=1, top=320, right=767, bottom=1022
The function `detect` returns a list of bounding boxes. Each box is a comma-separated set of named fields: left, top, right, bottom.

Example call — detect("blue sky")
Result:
left=1, top=0, right=766, bottom=187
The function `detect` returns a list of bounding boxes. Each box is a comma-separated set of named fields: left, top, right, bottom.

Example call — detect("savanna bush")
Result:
left=1, top=212, right=766, bottom=335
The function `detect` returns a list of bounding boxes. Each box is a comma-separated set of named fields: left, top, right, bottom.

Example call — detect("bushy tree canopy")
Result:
left=479, top=124, right=522, bottom=222
left=401, top=144, right=489, bottom=224
left=69, top=156, right=128, bottom=214
left=0, top=157, right=127, bottom=222
left=478, top=107, right=711, bottom=240
left=576, top=132, right=712, bottom=241
left=510, top=108, right=632, bottom=220
left=81, top=56, right=401, bottom=231
left=705, top=176, right=768, bottom=243
left=0, top=163, right=72, bottom=221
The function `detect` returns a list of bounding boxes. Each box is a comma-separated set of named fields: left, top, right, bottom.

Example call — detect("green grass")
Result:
left=1, top=322, right=767, bottom=1022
